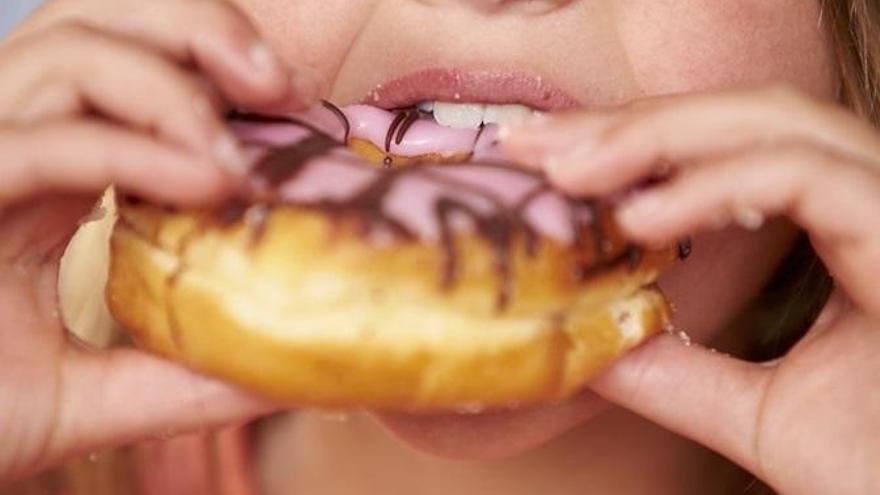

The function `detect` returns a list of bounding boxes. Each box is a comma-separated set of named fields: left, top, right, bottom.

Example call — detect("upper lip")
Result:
left=362, top=68, right=581, bottom=112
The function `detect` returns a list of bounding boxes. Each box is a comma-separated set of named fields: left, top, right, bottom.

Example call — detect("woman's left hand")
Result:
left=503, top=85, right=880, bottom=495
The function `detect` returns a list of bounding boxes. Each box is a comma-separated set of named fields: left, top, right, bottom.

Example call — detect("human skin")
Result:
left=2, top=1, right=878, bottom=494
left=227, top=0, right=832, bottom=458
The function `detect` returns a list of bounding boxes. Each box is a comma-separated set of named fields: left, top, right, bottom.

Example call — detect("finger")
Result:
left=105, top=0, right=321, bottom=110
left=589, top=333, right=771, bottom=479
left=616, top=142, right=880, bottom=316
left=19, top=0, right=321, bottom=110
left=0, top=120, right=234, bottom=207
left=0, top=23, right=247, bottom=172
left=499, top=109, right=619, bottom=168
left=49, top=347, right=276, bottom=472
left=503, top=86, right=880, bottom=195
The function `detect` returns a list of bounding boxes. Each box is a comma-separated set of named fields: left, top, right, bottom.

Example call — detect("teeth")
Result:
left=482, top=104, right=534, bottom=126
left=423, top=102, right=539, bottom=129
left=432, top=102, right=485, bottom=129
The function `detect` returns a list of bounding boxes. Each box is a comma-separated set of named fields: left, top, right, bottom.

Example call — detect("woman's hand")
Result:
left=503, top=86, right=880, bottom=495
left=0, top=0, right=321, bottom=483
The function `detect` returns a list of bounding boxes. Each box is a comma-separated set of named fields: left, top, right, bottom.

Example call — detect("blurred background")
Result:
left=1, top=0, right=43, bottom=37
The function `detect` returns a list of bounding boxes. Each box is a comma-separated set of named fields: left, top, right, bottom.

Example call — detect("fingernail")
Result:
left=618, top=192, right=665, bottom=225
left=213, top=132, right=248, bottom=175
left=500, top=112, right=551, bottom=144
left=545, top=154, right=578, bottom=178
left=247, top=41, right=282, bottom=75
left=497, top=124, right=512, bottom=142
left=502, top=112, right=550, bottom=139
left=519, top=111, right=551, bottom=129
left=733, top=207, right=765, bottom=231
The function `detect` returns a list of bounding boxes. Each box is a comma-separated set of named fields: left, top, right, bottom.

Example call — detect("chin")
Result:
left=373, top=391, right=611, bottom=460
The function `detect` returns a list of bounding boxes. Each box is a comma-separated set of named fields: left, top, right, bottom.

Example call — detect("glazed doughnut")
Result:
left=230, top=102, right=504, bottom=167
left=106, top=103, right=680, bottom=412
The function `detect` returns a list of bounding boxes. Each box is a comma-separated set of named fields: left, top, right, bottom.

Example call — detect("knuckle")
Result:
left=609, top=112, right=664, bottom=153
left=226, top=88, right=278, bottom=108
left=606, top=113, right=645, bottom=140
left=751, top=144, right=822, bottom=200
left=776, top=141, right=834, bottom=173
left=43, top=20, right=102, bottom=46
left=756, top=83, right=813, bottom=113
left=170, top=73, right=211, bottom=105
left=759, top=82, right=799, bottom=101
left=774, top=141, right=815, bottom=161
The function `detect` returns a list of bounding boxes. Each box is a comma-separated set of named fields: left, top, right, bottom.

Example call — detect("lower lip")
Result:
left=364, top=68, right=581, bottom=111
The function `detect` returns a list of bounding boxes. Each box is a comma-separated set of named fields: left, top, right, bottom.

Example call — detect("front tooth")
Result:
left=432, top=102, right=486, bottom=129
left=482, top=104, right=534, bottom=126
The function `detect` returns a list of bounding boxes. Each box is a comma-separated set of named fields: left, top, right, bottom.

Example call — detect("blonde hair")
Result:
left=5, top=1, right=880, bottom=494
left=826, top=0, right=880, bottom=123
left=749, top=0, right=879, bottom=361
left=739, top=3, right=880, bottom=492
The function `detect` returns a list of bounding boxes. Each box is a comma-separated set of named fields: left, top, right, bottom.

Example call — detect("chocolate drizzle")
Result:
left=384, top=108, right=422, bottom=153
left=322, top=100, right=350, bottom=143
left=472, top=124, right=486, bottom=149
left=254, top=135, right=340, bottom=186
left=511, top=184, right=550, bottom=256
left=678, top=239, right=692, bottom=260
left=385, top=111, right=408, bottom=152
left=221, top=107, right=675, bottom=311
left=396, top=111, right=420, bottom=145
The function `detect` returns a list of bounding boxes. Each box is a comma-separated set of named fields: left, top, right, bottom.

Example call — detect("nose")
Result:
left=415, top=0, right=574, bottom=14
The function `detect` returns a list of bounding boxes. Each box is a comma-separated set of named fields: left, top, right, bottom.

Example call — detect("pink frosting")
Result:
left=276, top=156, right=375, bottom=202
left=230, top=104, right=503, bottom=160
left=422, top=165, right=581, bottom=243
left=231, top=121, right=315, bottom=147
left=228, top=104, right=585, bottom=246
left=344, top=105, right=482, bottom=157
left=265, top=157, right=580, bottom=246
left=472, top=125, right=505, bottom=161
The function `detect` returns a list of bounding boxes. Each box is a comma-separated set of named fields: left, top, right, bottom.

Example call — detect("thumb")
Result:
left=589, top=333, right=771, bottom=478
left=40, top=347, right=277, bottom=477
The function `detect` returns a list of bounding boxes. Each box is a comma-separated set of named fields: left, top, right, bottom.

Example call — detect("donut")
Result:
left=105, top=102, right=681, bottom=412
left=229, top=101, right=504, bottom=167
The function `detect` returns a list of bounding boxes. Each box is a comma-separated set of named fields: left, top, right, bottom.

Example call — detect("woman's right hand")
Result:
left=0, top=0, right=320, bottom=483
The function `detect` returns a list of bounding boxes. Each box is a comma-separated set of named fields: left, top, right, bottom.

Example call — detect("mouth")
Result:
left=365, top=67, right=581, bottom=113
left=223, top=69, right=607, bottom=459
left=230, top=67, right=579, bottom=166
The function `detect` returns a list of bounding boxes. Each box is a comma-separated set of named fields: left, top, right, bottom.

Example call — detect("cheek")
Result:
left=618, top=0, right=837, bottom=98
left=659, top=222, right=799, bottom=346
left=229, top=0, right=376, bottom=77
